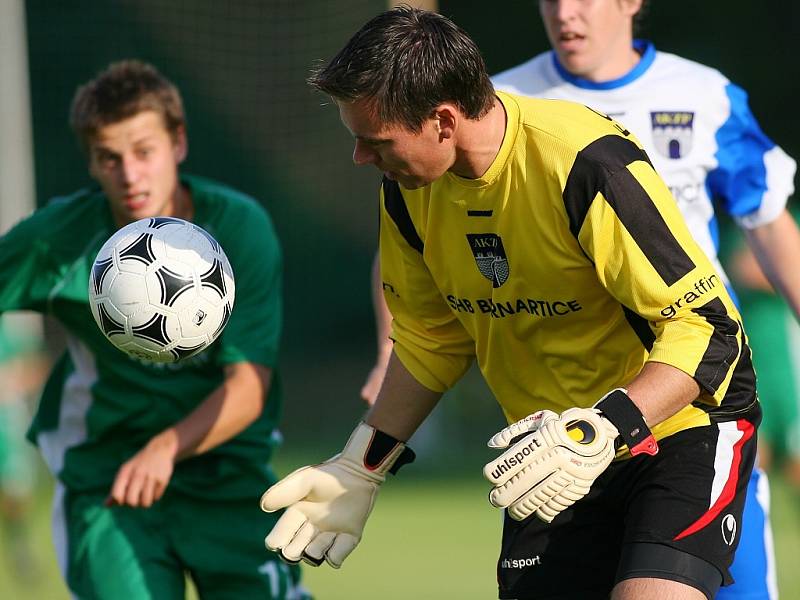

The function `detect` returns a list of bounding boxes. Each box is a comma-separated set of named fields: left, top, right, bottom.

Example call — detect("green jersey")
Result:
left=0, top=174, right=283, bottom=499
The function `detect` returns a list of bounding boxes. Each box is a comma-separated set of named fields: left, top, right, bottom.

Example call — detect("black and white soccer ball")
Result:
left=88, top=216, right=235, bottom=363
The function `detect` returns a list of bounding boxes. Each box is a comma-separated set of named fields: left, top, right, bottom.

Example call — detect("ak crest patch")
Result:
left=467, top=233, right=509, bottom=288
left=650, top=111, right=694, bottom=159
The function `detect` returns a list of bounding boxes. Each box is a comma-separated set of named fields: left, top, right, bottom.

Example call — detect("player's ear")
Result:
left=433, top=105, right=457, bottom=141
left=173, top=125, right=188, bottom=163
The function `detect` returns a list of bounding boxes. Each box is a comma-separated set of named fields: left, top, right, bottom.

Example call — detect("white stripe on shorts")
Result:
left=710, top=421, right=745, bottom=508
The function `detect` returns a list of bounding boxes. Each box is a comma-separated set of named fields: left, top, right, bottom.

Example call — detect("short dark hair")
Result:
left=308, top=6, right=495, bottom=132
left=70, top=60, right=185, bottom=148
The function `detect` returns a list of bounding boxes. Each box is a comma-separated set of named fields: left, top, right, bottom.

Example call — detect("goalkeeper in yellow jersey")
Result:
left=260, top=7, right=759, bottom=600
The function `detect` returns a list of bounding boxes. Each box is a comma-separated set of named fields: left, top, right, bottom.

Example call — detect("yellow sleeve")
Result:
left=379, top=180, right=475, bottom=392
left=575, top=144, right=750, bottom=407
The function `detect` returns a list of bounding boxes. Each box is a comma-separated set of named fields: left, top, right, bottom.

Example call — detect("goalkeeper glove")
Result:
left=483, top=388, right=658, bottom=523
left=260, top=422, right=415, bottom=568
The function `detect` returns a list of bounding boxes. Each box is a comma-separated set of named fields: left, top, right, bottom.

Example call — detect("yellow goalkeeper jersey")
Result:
left=380, top=91, right=756, bottom=442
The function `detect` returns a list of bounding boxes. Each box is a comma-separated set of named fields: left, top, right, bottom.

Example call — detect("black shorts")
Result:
left=497, top=404, right=760, bottom=600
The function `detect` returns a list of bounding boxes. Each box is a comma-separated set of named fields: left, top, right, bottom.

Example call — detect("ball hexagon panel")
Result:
left=106, top=271, right=151, bottom=323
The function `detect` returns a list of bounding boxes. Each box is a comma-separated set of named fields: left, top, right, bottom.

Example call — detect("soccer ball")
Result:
left=88, top=216, right=235, bottom=363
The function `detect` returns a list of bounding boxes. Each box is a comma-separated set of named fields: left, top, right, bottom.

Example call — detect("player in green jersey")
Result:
left=0, top=60, right=308, bottom=599
left=260, top=8, right=759, bottom=600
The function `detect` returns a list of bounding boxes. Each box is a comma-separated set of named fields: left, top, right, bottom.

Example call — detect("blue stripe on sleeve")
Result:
left=706, top=84, right=775, bottom=217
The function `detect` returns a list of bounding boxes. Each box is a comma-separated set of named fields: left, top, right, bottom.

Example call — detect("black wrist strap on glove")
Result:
left=365, top=428, right=416, bottom=475
left=388, top=447, right=416, bottom=474
left=595, top=388, right=659, bottom=457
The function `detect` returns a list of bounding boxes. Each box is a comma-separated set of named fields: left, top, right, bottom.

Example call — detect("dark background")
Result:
left=24, top=1, right=799, bottom=456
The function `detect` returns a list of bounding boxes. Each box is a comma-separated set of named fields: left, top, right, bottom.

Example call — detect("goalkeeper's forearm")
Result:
left=366, top=351, right=443, bottom=440
left=625, top=361, right=700, bottom=427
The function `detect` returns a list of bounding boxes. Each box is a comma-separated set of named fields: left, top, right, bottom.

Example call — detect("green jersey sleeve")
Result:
left=191, top=179, right=283, bottom=369
left=0, top=208, right=58, bottom=313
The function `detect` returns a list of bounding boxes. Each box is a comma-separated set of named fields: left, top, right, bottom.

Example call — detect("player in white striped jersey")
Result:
left=493, top=5, right=799, bottom=315
left=490, top=2, right=798, bottom=599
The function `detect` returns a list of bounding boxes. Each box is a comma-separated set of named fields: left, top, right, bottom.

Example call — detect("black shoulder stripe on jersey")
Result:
left=621, top=305, right=655, bottom=351
left=382, top=177, right=423, bottom=254
left=691, top=297, right=742, bottom=395
left=563, top=135, right=651, bottom=239
left=563, top=135, right=694, bottom=286
left=604, top=171, right=696, bottom=286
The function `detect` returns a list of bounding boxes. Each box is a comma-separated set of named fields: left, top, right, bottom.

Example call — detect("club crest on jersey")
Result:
left=650, top=111, right=694, bottom=159
left=467, top=233, right=509, bottom=288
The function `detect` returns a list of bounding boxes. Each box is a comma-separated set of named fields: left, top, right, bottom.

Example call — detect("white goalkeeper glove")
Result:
left=260, top=422, right=414, bottom=568
left=483, top=389, right=658, bottom=523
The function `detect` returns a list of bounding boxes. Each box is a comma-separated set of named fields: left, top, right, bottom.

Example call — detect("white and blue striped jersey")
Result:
left=494, top=40, right=785, bottom=600
left=493, top=40, right=796, bottom=286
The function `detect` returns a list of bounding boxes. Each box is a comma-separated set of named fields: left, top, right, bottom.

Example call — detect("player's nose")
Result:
left=120, top=154, right=142, bottom=184
left=555, top=0, right=578, bottom=22
left=353, top=140, right=378, bottom=167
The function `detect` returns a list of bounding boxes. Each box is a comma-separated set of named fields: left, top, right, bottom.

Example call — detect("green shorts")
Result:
left=58, top=486, right=310, bottom=600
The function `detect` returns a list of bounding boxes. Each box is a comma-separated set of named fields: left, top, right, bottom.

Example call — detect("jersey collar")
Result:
left=446, top=91, right=520, bottom=189
left=551, top=40, right=655, bottom=90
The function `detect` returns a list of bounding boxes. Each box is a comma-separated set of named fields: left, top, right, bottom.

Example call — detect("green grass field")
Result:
left=300, top=478, right=499, bottom=599
left=1, top=467, right=798, bottom=599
